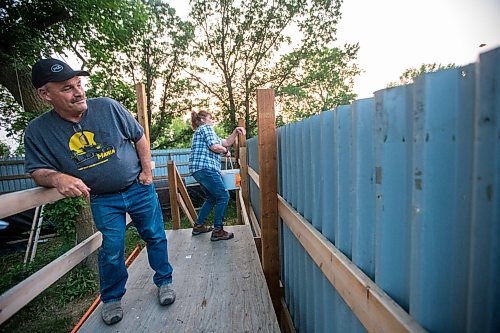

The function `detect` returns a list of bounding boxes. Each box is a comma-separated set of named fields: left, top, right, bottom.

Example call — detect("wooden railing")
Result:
left=0, top=188, right=132, bottom=325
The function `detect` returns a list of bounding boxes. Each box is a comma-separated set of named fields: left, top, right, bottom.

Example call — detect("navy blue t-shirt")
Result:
left=24, top=97, right=144, bottom=194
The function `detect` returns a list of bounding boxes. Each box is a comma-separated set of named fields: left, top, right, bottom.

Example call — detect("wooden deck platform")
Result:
left=78, top=225, right=280, bottom=332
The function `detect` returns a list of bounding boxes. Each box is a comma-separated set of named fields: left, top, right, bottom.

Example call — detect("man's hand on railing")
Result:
left=53, top=173, right=91, bottom=199
left=32, top=169, right=90, bottom=199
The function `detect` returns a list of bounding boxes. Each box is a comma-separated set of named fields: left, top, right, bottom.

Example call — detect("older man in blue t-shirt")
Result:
left=24, top=58, right=175, bottom=325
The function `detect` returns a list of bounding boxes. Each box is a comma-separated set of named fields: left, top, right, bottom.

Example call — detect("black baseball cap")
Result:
left=31, top=58, right=90, bottom=89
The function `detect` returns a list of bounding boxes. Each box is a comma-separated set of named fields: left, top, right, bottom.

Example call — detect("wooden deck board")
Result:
left=79, top=225, right=279, bottom=332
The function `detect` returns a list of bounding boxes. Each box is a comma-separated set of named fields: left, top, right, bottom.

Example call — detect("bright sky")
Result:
left=2, top=0, right=499, bottom=150
left=336, top=0, right=500, bottom=98
left=172, top=0, right=500, bottom=98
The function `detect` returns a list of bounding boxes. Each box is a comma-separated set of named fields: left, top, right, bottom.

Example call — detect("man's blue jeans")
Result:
left=192, top=168, right=229, bottom=229
left=90, top=179, right=173, bottom=303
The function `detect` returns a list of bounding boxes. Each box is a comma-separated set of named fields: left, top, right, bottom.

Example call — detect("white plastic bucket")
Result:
left=220, top=169, right=241, bottom=190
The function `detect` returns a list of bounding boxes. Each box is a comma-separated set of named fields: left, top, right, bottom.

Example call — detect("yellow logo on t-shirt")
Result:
left=69, top=131, right=115, bottom=167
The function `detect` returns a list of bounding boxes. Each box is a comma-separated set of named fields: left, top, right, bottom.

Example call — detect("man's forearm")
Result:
left=31, top=169, right=61, bottom=188
left=32, top=168, right=91, bottom=198
left=135, top=135, right=152, bottom=173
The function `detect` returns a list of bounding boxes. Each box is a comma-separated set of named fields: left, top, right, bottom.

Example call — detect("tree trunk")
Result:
left=0, top=60, right=49, bottom=113
left=75, top=201, right=99, bottom=273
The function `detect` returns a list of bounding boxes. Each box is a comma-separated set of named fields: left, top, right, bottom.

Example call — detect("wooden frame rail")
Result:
left=0, top=187, right=64, bottom=220
left=0, top=187, right=131, bottom=324
left=247, top=166, right=260, bottom=189
left=0, top=232, right=103, bottom=324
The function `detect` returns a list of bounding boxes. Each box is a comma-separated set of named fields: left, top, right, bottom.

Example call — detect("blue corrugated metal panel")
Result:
left=269, top=47, right=500, bottom=333
left=303, top=117, right=313, bottom=223
left=277, top=127, right=282, bottom=194
left=351, top=98, right=376, bottom=280
left=320, top=110, right=336, bottom=244
left=0, top=157, right=36, bottom=193
left=373, top=84, right=412, bottom=310
left=246, top=138, right=260, bottom=225
left=279, top=112, right=365, bottom=333
left=336, top=105, right=353, bottom=258
left=466, top=47, right=500, bottom=333
left=296, top=122, right=305, bottom=216
left=410, top=65, right=475, bottom=331
left=310, top=115, right=321, bottom=231
left=151, top=148, right=195, bottom=184
left=312, top=261, right=323, bottom=332
left=289, top=122, right=299, bottom=209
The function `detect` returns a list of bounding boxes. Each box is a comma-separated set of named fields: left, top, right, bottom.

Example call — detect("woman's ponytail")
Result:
left=191, top=110, right=212, bottom=130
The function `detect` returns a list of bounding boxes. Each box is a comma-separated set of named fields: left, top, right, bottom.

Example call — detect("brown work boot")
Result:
left=210, top=228, right=234, bottom=241
left=192, top=223, right=214, bottom=235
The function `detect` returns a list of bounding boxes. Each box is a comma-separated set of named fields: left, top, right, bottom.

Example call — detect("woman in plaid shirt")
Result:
left=189, top=111, right=246, bottom=241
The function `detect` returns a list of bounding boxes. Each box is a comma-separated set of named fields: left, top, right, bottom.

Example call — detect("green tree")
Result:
left=0, top=140, right=10, bottom=157
left=274, top=46, right=361, bottom=122
left=153, top=117, right=193, bottom=149
left=97, top=0, right=197, bottom=148
left=188, top=0, right=345, bottom=133
left=387, top=63, right=456, bottom=87
left=80, top=1, right=199, bottom=148
left=0, top=0, right=149, bottom=142
left=84, top=72, right=137, bottom=114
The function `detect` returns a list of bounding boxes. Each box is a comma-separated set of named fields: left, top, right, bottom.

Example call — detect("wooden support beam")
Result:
left=277, top=196, right=426, bottom=333
left=237, top=118, right=247, bottom=147
left=256, top=88, right=281, bottom=317
left=236, top=192, right=242, bottom=225
left=235, top=118, right=246, bottom=163
left=247, top=166, right=260, bottom=188
left=254, top=236, right=262, bottom=262
left=167, top=160, right=181, bottom=230
left=239, top=147, right=250, bottom=220
left=175, top=170, right=197, bottom=221
left=135, top=83, right=150, bottom=142
left=280, top=298, right=297, bottom=333
left=177, top=193, right=195, bottom=227
left=238, top=189, right=250, bottom=226
left=248, top=205, right=261, bottom=238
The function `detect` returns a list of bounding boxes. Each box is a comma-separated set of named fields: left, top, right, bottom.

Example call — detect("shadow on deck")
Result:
left=79, top=225, right=279, bottom=332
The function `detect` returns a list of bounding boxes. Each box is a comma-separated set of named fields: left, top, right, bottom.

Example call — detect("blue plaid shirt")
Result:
left=189, top=124, right=222, bottom=173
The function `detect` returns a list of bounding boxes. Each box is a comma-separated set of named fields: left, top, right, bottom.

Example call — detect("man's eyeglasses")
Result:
left=72, top=123, right=90, bottom=146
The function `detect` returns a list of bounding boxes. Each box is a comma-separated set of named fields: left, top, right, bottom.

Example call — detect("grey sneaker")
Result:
left=101, top=300, right=123, bottom=325
left=158, top=284, right=176, bottom=305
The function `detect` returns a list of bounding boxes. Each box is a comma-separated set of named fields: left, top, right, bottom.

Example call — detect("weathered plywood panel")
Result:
left=79, top=225, right=279, bottom=332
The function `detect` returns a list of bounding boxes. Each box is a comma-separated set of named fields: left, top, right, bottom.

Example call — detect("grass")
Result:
left=0, top=198, right=239, bottom=332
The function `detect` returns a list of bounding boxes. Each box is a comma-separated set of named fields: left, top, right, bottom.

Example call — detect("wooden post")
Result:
left=234, top=118, right=248, bottom=224
left=167, top=160, right=181, bottom=229
left=239, top=147, right=249, bottom=215
left=135, top=83, right=150, bottom=142
left=256, top=89, right=280, bottom=318
left=236, top=118, right=246, bottom=159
